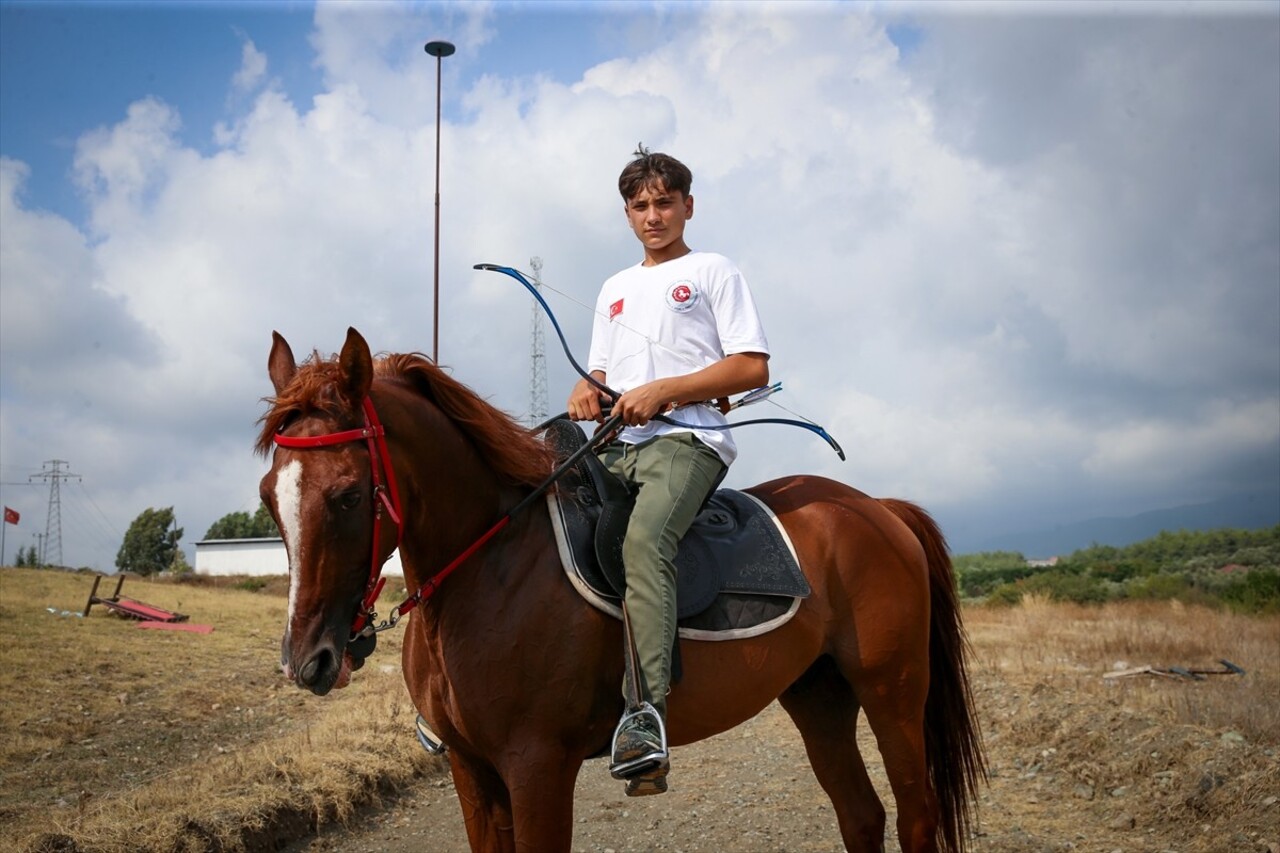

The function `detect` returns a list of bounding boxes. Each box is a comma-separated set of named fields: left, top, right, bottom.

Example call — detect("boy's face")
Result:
left=625, top=180, right=694, bottom=260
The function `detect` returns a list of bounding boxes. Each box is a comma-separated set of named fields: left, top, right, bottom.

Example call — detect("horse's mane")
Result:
left=256, top=351, right=556, bottom=489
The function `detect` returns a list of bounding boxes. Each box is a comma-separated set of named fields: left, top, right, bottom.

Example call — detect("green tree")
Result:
left=204, top=511, right=251, bottom=540
left=953, top=551, right=1037, bottom=598
left=169, top=547, right=193, bottom=575
left=250, top=503, right=279, bottom=537
left=204, top=503, right=279, bottom=540
left=1021, top=570, right=1111, bottom=604
left=116, top=507, right=183, bottom=576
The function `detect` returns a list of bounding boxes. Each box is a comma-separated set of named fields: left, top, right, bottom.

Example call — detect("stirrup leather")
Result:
left=608, top=702, right=669, bottom=780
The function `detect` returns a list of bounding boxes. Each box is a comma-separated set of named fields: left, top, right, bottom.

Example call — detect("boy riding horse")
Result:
left=567, top=146, right=770, bottom=796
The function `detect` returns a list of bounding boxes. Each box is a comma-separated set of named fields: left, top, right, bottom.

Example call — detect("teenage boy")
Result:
left=567, top=146, right=770, bottom=796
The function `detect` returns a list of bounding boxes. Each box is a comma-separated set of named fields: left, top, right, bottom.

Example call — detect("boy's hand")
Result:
left=614, top=381, right=676, bottom=427
left=567, top=376, right=610, bottom=422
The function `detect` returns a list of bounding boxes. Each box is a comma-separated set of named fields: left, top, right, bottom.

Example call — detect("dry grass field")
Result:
left=0, top=567, right=441, bottom=852
left=960, top=596, right=1279, bottom=852
left=1, top=568, right=1276, bottom=852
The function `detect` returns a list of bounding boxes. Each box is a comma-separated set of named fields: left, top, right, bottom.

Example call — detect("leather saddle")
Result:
left=542, top=419, right=810, bottom=639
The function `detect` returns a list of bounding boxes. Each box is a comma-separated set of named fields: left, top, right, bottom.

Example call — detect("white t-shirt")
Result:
left=586, top=251, right=769, bottom=465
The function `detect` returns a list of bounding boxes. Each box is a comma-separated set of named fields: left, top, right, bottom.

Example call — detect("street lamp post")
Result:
left=425, top=39, right=456, bottom=364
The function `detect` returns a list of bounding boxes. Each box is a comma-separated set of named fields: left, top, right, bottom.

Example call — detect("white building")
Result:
left=194, top=537, right=403, bottom=577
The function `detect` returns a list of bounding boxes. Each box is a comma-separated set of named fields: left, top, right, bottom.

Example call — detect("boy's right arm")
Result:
left=567, top=371, right=610, bottom=422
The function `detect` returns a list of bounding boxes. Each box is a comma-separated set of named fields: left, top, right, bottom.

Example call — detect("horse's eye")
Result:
left=338, top=490, right=362, bottom=510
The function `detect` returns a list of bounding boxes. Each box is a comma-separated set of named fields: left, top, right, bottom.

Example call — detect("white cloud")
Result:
left=1, top=2, right=1276, bottom=568
left=232, top=33, right=269, bottom=94
left=904, top=12, right=1280, bottom=392
left=72, top=97, right=186, bottom=236
left=310, top=1, right=496, bottom=128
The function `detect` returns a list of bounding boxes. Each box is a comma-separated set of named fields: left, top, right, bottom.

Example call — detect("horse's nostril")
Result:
left=298, top=648, right=334, bottom=686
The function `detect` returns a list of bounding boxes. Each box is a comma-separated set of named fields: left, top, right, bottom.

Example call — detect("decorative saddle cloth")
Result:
left=542, top=419, right=811, bottom=641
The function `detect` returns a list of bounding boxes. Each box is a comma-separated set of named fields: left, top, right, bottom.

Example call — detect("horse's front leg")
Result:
left=501, top=744, right=584, bottom=853
left=449, top=750, right=516, bottom=853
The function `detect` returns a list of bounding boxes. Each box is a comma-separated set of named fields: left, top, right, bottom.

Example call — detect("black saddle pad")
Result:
left=543, top=420, right=810, bottom=635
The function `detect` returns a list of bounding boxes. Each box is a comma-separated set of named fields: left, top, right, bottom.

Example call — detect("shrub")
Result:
left=1091, top=558, right=1157, bottom=582
left=985, top=583, right=1024, bottom=607
left=1124, top=572, right=1189, bottom=601
left=1218, top=568, right=1280, bottom=614
left=1021, top=570, right=1111, bottom=604
left=958, top=565, right=1039, bottom=598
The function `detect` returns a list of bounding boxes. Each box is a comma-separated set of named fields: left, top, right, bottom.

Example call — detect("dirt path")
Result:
left=281, top=660, right=1279, bottom=853
left=286, top=703, right=864, bottom=853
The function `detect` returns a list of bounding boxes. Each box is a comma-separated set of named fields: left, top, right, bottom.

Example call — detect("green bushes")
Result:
left=1124, top=573, right=1189, bottom=601
left=956, top=524, right=1280, bottom=612
left=1021, top=570, right=1111, bottom=603
left=951, top=551, right=1038, bottom=597
left=1217, top=568, right=1280, bottom=614
left=984, top=583, right=1025, bottom=607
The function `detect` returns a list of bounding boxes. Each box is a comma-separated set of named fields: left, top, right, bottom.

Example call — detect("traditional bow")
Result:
left=475, top=263, right=845, bottom=460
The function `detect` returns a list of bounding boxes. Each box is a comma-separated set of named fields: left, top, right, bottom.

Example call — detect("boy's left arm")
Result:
left=611, top=352, right=769, bottom=427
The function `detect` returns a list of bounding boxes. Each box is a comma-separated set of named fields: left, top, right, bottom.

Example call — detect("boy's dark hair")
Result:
left=618, top=144, right=692, bottom=201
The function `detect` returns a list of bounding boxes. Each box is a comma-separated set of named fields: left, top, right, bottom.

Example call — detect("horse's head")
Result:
left=257, top=327, right=393, bottom=695
left=257, top=326, right=561, bottom=695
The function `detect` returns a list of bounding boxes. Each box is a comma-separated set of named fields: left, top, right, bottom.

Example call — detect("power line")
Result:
left=62, top=483, right=123, bottom=563
left=73, top=481, right=122, bottom=544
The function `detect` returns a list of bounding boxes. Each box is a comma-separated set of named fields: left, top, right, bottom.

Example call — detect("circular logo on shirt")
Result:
left=665, top=279, right=700, bottom=313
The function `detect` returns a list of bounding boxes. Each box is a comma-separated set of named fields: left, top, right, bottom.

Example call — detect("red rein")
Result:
left=273, top=397, right=404, bottom=635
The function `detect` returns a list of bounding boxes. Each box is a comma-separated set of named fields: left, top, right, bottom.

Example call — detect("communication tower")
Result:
left=528, top=257, right=549, bottom=425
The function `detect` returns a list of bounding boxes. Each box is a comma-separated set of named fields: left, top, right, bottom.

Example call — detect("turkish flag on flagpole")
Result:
left=2, top=506, right=15, bottom=567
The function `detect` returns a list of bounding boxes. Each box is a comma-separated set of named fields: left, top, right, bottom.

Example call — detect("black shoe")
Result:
left=614, top=714, right=670, bottom=797
left=612, top=714, right=664, bottom=765
left=609, top=707, right=670, bottom=783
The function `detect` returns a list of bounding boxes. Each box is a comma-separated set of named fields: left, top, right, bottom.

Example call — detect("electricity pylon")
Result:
left=30, top=459, right=79, bottom=567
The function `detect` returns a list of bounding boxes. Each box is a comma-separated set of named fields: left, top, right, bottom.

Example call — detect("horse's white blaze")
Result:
left=275, top=459, right=304, bottom=625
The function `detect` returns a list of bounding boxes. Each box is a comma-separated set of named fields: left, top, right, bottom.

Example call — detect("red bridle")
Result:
left=272, top=397, right=620, bottom=644
left=273, top=396, right=403, bottom=636
left=272, top=395, right=520, bottom=640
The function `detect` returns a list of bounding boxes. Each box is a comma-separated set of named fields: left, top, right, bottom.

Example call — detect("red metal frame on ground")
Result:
left=82, top=574, right=189, bottom=623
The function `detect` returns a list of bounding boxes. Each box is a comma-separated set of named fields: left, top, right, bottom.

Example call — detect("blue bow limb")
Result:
left=475, top=264, right=618, bottom=401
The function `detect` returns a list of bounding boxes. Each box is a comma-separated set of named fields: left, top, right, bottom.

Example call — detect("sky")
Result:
left=1, top=0, right=1277, bottom=571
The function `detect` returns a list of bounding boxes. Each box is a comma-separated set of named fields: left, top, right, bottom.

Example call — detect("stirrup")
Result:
left=608, top=702, right=669, bottom=780
left=415, top=714, right=448, bottom=756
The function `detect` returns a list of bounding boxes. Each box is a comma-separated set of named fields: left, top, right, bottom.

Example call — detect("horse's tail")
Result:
left=880, top=498, right=987, bottom=853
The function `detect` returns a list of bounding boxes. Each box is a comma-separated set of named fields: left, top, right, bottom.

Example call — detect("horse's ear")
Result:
left=339, top=327, right=374, bottom=402
left=268, top=331, right=297, bottom=396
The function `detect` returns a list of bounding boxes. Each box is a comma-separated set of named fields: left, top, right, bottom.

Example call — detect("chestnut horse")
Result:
left=257, top=328, right=984, bottom=853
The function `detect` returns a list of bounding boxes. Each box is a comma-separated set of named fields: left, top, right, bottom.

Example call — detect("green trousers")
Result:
left=598, top=432, right=727, bottom=719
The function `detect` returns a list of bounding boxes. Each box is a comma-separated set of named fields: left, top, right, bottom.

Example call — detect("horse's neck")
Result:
left=388, top=392, right=534, bottom=593
left=401, top=505, right=560, bottom=708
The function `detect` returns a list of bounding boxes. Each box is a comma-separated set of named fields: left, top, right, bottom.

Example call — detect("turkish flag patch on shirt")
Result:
left=609, top=298, right=624, bottom=320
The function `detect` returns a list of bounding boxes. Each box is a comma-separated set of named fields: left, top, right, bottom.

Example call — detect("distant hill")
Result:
left=977, top=492, right=1280, bottom=558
